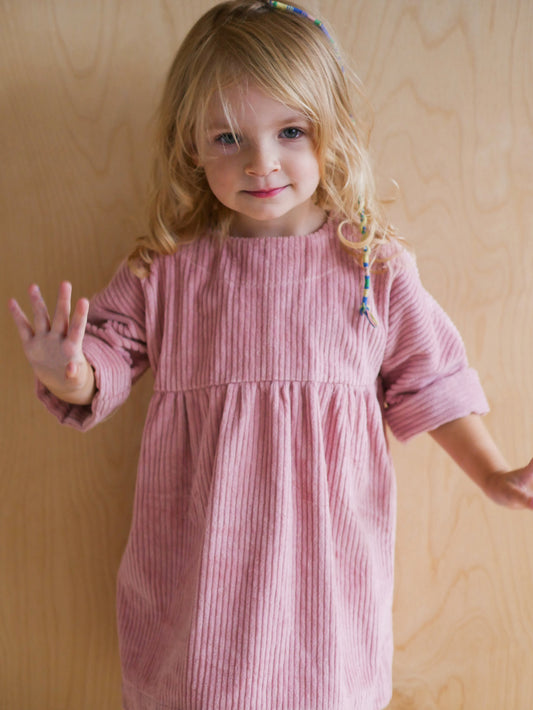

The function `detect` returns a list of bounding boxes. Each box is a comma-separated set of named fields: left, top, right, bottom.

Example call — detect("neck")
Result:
left=229, top=206, right=327, bottom=239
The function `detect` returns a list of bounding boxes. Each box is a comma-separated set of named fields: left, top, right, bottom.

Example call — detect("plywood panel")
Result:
left=2, top=1, right=532, bottom=708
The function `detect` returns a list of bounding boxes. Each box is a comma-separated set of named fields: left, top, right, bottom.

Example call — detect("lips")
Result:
left=243, top=186, right=286, bottom=198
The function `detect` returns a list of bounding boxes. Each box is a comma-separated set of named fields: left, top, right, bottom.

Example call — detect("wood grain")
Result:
left=2, top=1, right=532, bottom=708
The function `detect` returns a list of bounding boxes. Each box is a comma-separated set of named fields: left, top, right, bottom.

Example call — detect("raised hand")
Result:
left=8, top=282, right=96, bottom=405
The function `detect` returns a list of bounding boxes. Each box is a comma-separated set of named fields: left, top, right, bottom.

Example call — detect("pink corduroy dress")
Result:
left=38, top=218, right=489, bottom=710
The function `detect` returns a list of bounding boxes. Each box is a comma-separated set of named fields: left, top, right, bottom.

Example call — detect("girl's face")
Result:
left=197, top=84, right=325, bottom=238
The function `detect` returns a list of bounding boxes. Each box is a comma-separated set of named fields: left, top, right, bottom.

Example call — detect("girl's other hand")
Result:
left=483, top=460, right=533, bottom=510
left=8, top=282, right=96, bottom=405
left=430, top=415, right=533, bottom=512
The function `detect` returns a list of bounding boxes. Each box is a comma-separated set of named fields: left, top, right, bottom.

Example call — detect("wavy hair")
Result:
left=128, top=0, right=396, bottom=275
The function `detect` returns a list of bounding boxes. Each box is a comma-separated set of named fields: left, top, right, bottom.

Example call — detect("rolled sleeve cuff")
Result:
left=384, top=367, right=490, bottom=443
left=36, top=334, right=132, bottom=432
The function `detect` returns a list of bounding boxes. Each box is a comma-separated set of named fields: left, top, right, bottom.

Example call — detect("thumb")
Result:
left=62, top=357, right=96, bottom=404
left=65, top=360, right=79, bottom=380
left=65, top=357, right=90, bottom=383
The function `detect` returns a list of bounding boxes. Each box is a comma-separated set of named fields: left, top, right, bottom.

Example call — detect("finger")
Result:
left=67, top=297, right=89, bottom=348
left=51, top=281, right=72, bottom=336
left=28, top=284, right=51, bottom=333
left=8, top=298, right=35, bottom=344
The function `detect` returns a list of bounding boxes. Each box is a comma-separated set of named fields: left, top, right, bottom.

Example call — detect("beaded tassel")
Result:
left=358, top=210, right=378, bottom=327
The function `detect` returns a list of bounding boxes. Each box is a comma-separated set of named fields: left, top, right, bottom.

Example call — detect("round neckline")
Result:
left=223, top=215, right=334, bottom=243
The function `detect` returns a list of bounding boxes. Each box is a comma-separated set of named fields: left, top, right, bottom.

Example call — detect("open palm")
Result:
left=8, top=282, right=95, bottom=405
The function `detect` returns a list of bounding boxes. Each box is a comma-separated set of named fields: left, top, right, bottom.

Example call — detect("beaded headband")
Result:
left=265, top=0, right=343, bottom=68
left=266, top=0, right=377, bottom=327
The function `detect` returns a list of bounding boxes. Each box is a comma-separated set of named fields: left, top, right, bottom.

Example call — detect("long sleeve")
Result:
left=36, top=261, right=150, bottom=431
left=379, top=250, right=489, bottom=442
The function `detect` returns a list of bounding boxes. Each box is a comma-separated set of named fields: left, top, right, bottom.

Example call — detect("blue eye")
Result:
left=215, top=132, right=240, bottom=145
left=281, top=127, right=303, bottom=139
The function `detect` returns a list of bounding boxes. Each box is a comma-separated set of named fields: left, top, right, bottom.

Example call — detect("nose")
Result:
left=244, top=142, right=280, bottom=177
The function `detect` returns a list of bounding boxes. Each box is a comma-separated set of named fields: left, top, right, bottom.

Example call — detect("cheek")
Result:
left=296, top=153, right=321, bottom=187
left=202, top=161, right=240, bottom=207
left=204, top=157, right=238, bottom=187
left=288, top=145, right=319, bottom=172
left=203, top=163, right=228, bottom=194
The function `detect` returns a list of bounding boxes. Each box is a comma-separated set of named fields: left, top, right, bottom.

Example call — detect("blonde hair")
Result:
left=128, top=0, right=396, bottom=276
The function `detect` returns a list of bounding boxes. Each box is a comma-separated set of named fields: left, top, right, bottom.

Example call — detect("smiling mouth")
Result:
left=243, top=186, right=286, bottom=198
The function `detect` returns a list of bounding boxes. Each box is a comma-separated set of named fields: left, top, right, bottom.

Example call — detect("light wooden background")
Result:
left=2, top=1, right=532, bottom=709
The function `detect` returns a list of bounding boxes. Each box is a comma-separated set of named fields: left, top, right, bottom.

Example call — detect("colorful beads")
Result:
left=360, top=209, right=367, bottom=235
left=358, top=223, right=378, bottom=328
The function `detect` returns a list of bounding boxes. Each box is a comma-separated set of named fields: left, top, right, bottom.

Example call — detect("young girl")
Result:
left=8, top=1, right=533, bottom=709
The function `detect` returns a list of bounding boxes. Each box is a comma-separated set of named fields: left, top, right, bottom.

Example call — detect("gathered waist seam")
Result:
left=152, top=379, right=376, bottom=394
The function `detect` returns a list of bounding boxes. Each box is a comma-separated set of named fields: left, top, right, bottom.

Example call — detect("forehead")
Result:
left=205, top=83, right=309, bottom=129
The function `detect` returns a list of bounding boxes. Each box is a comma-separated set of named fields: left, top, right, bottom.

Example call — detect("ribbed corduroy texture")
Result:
left=38, top=219, right=489, bottom=710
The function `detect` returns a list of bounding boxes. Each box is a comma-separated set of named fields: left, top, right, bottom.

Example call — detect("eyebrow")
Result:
left=206, top=125, right=237, bottom=133
left=280, top=114, right=312, bottom=126
left=205, top=114, right=312, bottom=133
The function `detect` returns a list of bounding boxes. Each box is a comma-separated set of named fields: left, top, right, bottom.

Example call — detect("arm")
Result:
left=10, top=261, right=150, bottom=431
left=379, top=249, right=490, bottom=442
left=429, top=414, right=533, bottom=510
left=375, top=249, right=532, bottom=509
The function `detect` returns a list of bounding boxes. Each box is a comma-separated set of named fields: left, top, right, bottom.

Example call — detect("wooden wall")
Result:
left=2, top=1, right=532, bottom=708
